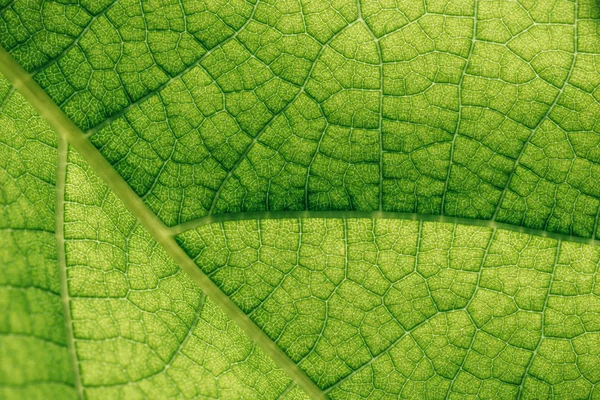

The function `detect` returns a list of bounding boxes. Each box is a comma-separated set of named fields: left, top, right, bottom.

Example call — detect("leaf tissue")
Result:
left=1, top=0, right=600, bottom=399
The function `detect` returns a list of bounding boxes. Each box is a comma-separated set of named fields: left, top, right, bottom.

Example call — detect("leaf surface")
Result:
left=1, top=0, right=600, bottom=399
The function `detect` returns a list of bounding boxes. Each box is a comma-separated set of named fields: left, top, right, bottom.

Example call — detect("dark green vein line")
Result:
left=491, top=5, right=579, bottom=222
left=83, top=1, right=260, bottom=138
left=440, top=0, right=478, bottom=215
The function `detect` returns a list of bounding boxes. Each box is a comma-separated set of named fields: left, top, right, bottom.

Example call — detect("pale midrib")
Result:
left=169, top=209, right=600, bottom=247
left=56, top=135, right=85, bottom=399
left=0, top=46, right=326, bottom=400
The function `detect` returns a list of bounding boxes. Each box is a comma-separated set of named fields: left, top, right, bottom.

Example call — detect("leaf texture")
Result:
left=0, top=0, right=598, bottom=236
left=1, top=0, right=600, bottom=399
left=179, top=218, right=600, bottom=398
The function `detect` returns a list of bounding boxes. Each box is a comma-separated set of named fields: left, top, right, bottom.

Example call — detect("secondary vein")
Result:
left=56, top=135, right=85, bottom=399
left=168, top=209, right=600, bottom=248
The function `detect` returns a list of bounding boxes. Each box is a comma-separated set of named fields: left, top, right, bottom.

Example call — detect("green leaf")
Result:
left=1, top=0, right=600, bottom=399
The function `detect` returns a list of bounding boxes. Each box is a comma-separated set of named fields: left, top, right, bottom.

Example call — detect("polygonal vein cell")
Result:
left=4, top=0, right=599, bottom=242
left=177, top=216, right=600, bottom=398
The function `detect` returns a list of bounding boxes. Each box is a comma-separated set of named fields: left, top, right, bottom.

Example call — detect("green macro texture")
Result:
left=0, top=0, right=600, bottom=399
